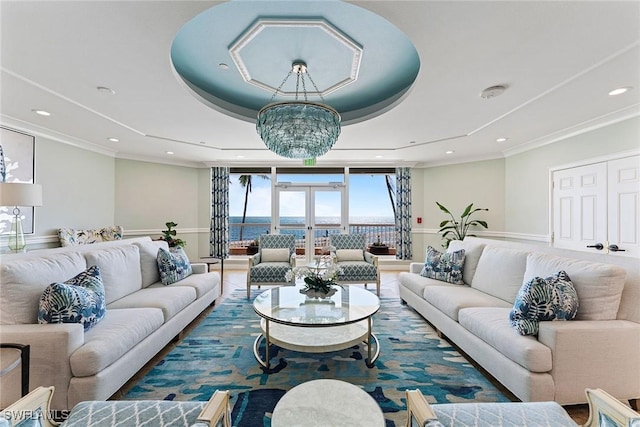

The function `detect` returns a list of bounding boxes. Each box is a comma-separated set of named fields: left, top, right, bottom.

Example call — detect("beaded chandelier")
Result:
left=256, top=62, right=341, bottom=159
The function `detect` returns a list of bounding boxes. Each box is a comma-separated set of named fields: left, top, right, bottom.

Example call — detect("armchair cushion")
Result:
left=336, top=261, right=377, bottom=282
left=336, top=249, right=364, bottom=262
left=261, top=248, right=290, bottom=262
left=249, top=262, right=292, bottom=283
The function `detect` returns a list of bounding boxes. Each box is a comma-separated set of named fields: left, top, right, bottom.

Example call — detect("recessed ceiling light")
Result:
left=108, top=137, right=119, bottom=142
left=375, top=155, right=383, bottom=158
left=496, top=137, right=508, bottom=142
left=32, top=109, right=51, bottom=116
left=97, top=86, right=116, bottom=95
left=445, top=150, right=454, bottom=154
left=236, top=155, right=245, bottom=158
left=165, top=151, right=174, bottom=155
left=409, top=140, right=417, bottom=144
left=608, top=87, right=632, bottom=96
left=219, top=63, right=229, bottom=70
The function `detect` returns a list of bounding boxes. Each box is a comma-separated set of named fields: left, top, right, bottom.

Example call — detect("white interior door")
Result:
left=552, top=155, right=639, bottom=257
left=607, top=155, right=640, bottom=257
left=553, top=162, right=608, bottom=252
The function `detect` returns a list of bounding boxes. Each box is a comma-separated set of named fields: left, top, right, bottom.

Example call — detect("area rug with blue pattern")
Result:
left=125, top=290, right=509, bottom=426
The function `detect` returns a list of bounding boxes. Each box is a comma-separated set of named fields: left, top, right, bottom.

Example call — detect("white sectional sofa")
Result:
left=0, top=237, right=221, bottom=411
left=399, top=237, right=640, bottom=405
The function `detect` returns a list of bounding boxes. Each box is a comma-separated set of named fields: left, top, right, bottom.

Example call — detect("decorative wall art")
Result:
left=0, top=127, right=36, bottom=234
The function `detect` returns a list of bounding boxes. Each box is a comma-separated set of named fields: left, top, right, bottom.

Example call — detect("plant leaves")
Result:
left=436, top=202, right=451, bottom=215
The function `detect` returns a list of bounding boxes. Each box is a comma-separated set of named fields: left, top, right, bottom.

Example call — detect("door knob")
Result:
left=608, top=244, right=626, bottom=252
left=586, top=243, right=604, bottom=250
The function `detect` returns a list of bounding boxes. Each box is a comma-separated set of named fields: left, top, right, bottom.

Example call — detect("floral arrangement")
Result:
left=285, top=248, right=343, bottom=297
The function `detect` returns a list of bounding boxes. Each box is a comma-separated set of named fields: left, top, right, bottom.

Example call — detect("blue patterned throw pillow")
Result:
left=420, top=246, right=466, bottom=285
left=157, top=247, right=192, bottom=285
left=509, top=270, right=579, bottom=336
left=38, top=265, right=106, bottom=331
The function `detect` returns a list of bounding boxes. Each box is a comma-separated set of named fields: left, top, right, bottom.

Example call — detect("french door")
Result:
left=274, top=183, right=346, bottom=262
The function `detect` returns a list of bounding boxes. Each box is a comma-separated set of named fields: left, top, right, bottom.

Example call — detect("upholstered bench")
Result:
left=1, top=387, right=230, bottom=427
left=405, top=388, right=640, bottom=427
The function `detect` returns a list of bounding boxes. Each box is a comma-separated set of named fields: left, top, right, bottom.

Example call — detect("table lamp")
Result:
left=0, top=182, right=43, bottom=252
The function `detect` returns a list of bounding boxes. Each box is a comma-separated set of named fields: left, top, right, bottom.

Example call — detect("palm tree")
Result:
left=385, top=174, right=396, bottom=220
left=238, top=174, right=269, bottom=242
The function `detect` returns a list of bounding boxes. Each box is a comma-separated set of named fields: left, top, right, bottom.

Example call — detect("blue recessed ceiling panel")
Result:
left=171, top=0, right=420, bottom=125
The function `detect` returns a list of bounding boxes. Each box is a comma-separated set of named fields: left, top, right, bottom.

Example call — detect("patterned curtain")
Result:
left=210, top=167, right=229, bottom=260
left=395, top=167, right=412, bottom=260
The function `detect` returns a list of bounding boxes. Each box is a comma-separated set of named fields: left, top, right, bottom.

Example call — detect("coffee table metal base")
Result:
left=253, top=318, right=380, bottom=370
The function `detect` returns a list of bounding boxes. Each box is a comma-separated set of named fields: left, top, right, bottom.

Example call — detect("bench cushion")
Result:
left=107, top=286, right=196, bottom=322
left=459, top=307, right=552, bottom=372
left=70, top=308, right=164, bottom=377
left=432, top=401, right=577, bottom=426
left=423, top=286, right=511, bottom=321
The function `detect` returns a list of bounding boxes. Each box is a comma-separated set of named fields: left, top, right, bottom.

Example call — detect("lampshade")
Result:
left=0, top=182, right=43, bottom=207
left=256, top=62, right=341, bottom=159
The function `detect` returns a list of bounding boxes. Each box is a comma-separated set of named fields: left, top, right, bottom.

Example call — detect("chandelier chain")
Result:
left=269, top=69, right=294, bottom=104
left=304, top=70, right=325, bottom=102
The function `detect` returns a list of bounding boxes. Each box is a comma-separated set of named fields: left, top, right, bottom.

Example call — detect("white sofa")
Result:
left=399, top=237, right=640, bottom=405
left=0, top=236, right=221, bottom=411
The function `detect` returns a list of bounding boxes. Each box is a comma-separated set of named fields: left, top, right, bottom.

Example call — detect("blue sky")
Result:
left=229, top=173, right=395, bottom=218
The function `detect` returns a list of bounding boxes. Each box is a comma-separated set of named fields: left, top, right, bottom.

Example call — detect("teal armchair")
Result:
left=329, top=233, right=380, bottom=296
left=246, top=234, right=296, bottom=299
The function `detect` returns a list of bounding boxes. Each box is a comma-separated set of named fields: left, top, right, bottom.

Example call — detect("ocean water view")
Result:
left=229, top=216, right=395, bottom=244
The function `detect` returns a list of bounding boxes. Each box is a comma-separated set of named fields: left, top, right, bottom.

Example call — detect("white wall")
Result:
left=412, top=158, right=505, bottom=259
left=114, top=159, right=210, bottom=260
left=505, top=117, right=640, bottom=237
left=26, top=136, right=115, bottom=247
left=19, top=116, right=638, bottom=261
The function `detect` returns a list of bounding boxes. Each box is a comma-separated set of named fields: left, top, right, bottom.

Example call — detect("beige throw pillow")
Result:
left=336, top=249, right=364, bottom=262
left=261, top=248, right=290, bottom=262
left=524, top=253, right=626, bottom=320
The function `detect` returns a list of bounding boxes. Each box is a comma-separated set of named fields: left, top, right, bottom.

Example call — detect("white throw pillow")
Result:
left=524, top=253, right=626, bottom=320
left=134, top=240, right=169, bottom=287
left=336, top=249, right=364, bottom=262
left=84, top=245, right=142, bottom=304
left=261, top=248, right=290, bottom=262
left=470, top=247, right=528, bottom=303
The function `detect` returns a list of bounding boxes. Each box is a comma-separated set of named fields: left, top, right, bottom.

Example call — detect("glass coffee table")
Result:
left=252, top=285, right=380, bottom=370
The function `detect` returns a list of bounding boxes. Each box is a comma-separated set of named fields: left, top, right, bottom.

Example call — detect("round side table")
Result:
left=271, top=379, right=385, bottom=427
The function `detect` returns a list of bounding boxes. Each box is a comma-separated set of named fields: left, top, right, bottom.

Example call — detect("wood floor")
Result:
left=114, top=269, right=590, bottom=424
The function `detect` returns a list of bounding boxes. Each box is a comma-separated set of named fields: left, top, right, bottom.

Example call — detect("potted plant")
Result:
left=160, top=221, right=186, bottom=249
left=436, top=202, right=488, bottom=248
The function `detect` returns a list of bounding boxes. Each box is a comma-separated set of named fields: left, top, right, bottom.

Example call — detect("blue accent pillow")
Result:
left=509, top=270, right=579, bottom=336
left=420, top=245, right=466, bottom=284
left=157, top=247, right=192, bottom=285
left=38, top=265, right=106, bottom=331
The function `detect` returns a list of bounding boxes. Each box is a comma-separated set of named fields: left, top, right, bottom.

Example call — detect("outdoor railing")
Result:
left=229, top=222, right=396, bottom=251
